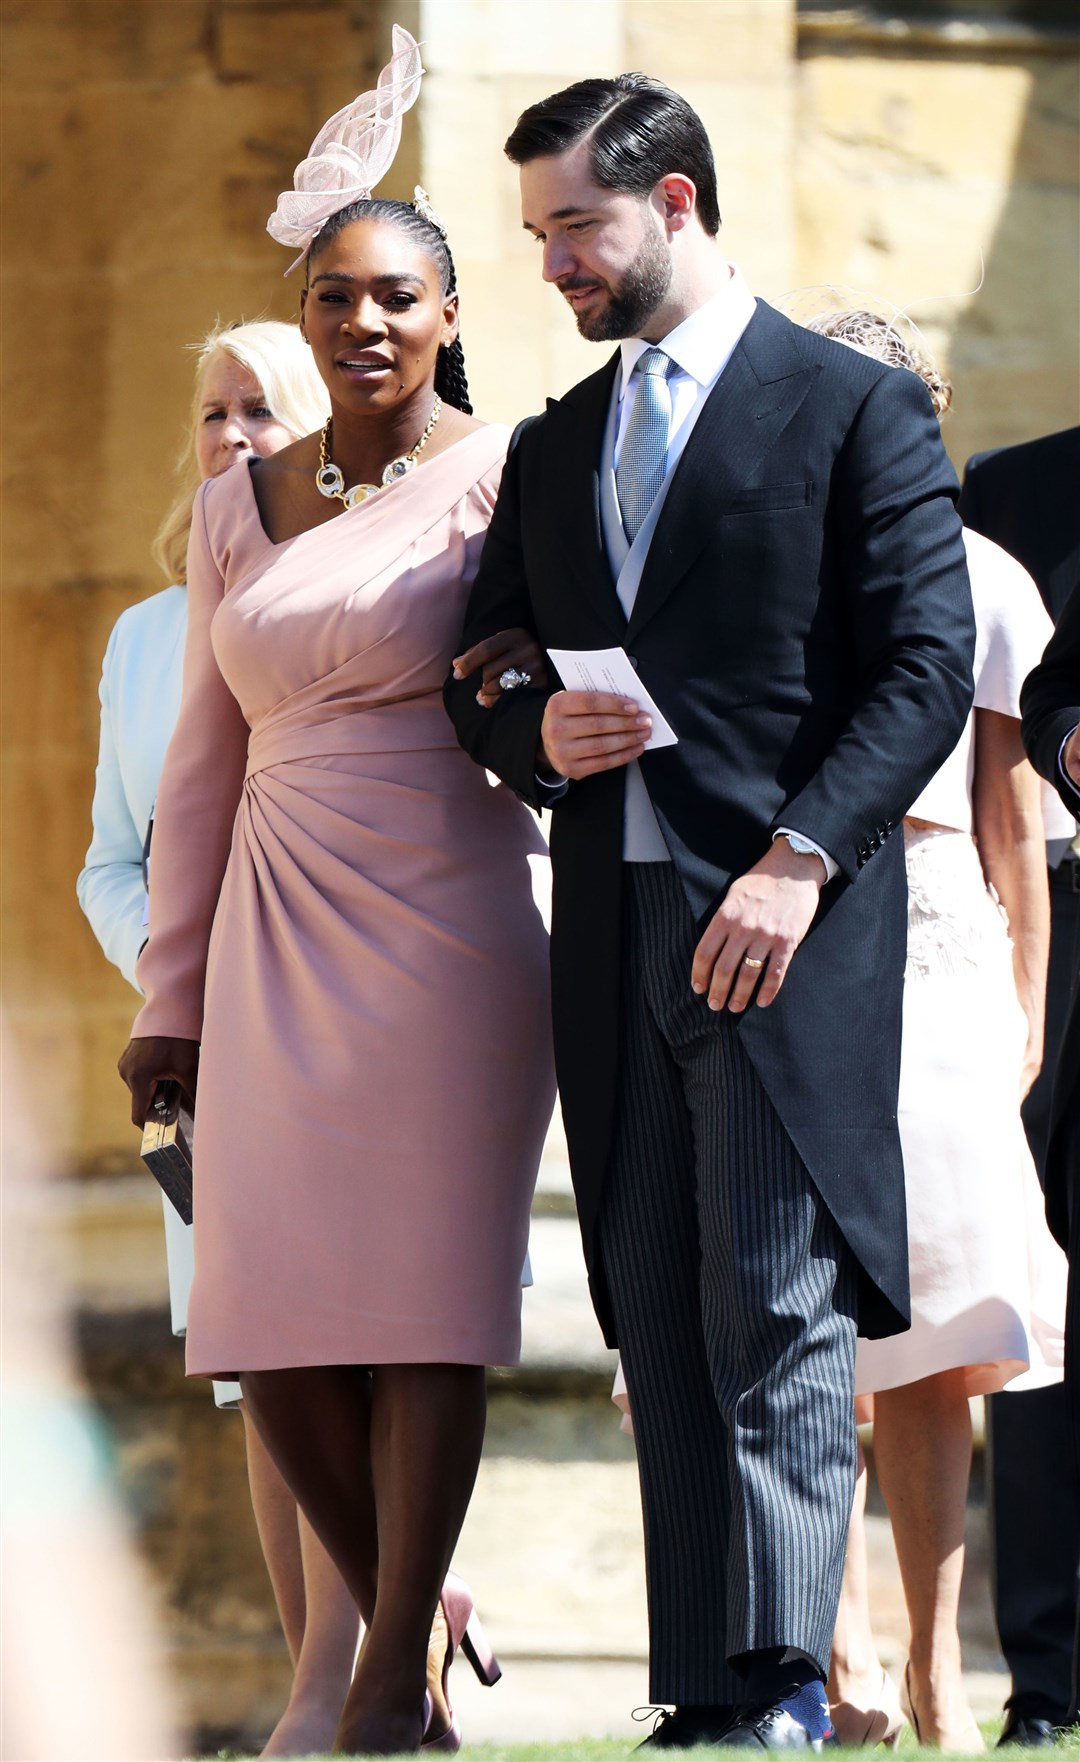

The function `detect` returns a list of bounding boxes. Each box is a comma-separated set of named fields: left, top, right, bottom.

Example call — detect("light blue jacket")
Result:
left=77, top=585, right=187, bottom=990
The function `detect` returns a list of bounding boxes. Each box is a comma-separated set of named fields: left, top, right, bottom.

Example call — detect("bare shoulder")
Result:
left=252, top=430, right=322, bottom=482
left=430, top=405, right=486, bottom=453
left=247, top=432, right=324, bottom=540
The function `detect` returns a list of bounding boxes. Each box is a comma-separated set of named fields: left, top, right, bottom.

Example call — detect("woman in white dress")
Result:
left=78, top=319, right=365, bottom=1761
left=807, top=312, right=1070, bottom=1752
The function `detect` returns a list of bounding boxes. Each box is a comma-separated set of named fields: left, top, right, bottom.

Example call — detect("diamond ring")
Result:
left=499, top=667, right=532, bottom=691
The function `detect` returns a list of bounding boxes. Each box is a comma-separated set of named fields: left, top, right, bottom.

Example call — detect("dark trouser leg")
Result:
left=691, top=1022, right=858, bottom=1677
left=1066, top=1117, right=1080, bottom=1723
left=600, top=869, right=738, bottom=1705
left=989, top=881, right=1080, bottom=1725
left=1070, top=1187, right=1080, bottom=1723
left=988, top=1385, right=1079, bottom=1723
left=598, top=864, right=858, bottom=1705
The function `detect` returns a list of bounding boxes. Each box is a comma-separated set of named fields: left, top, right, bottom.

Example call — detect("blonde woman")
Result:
left=78, top=320, right=361, bottom=1761
left=805, top=311, right=1069, bottom=1753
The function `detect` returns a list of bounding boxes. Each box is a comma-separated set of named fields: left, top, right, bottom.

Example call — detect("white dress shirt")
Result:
left=612, top=268, right=757, bottom=471
left=594, top=265, right=837, bottom=879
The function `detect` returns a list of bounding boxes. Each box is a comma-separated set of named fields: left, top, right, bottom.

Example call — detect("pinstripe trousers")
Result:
left=598, top=863, right=858, bottom=1705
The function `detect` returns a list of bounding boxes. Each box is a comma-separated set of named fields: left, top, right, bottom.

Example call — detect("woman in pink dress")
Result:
left=81, top=318, right=371, bottom=1760
left=119, top=39, right=554, bottom=1755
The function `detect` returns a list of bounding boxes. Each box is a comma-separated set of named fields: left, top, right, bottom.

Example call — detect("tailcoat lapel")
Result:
left=626, top=302, right=818, bottom=643
left=545, top=356, right=627, bottom=638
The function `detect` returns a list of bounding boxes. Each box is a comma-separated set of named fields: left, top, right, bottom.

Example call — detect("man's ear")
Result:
left=654, top=174, right=697, bottom=234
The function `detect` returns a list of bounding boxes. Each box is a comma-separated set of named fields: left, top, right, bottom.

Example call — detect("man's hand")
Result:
left=1064, top=725, right=1080, bottom=789
left=118, top=1036, right=200, bottom=1130
left=691, top=839, right=825, bottom=1013
left=539, top=690, right=651, bottom=780
left=452, top=628, right=549, bottom=709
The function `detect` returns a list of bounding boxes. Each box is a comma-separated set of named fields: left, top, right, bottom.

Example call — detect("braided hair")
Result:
left=306, top=198, right=473, bottom=415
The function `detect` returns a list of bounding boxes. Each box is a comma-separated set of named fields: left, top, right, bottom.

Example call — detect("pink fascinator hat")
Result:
left=267, top=24, right=424, bottom=273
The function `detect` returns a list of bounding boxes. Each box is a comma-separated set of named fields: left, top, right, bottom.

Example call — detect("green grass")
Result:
left=214, top=1727, right=1080, bottom=1761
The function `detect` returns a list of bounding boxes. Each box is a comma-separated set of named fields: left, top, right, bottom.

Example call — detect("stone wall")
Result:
left=3, top=3, right=1074, bottom=1749
left=793, top=22, right=1080, bottom=470
left=3, top=0, right=1076, bottom=1178
left=3, top=0, right=386, bottom=1164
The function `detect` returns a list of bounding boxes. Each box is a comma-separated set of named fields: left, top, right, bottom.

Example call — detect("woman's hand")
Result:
left=452, top=628, right=548, bottom=709
left=972, top=709, right=1050, bottom=1108
left=118, top=1036, right=200, bottom=1129
left=1020, top=1021, right=1044, bottom=1103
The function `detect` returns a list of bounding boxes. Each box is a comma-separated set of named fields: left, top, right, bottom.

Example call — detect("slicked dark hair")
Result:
left=505, top=74, right=720, bottom=237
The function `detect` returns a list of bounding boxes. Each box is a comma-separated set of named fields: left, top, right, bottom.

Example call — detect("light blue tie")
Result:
left=615, top=347, right=677, bottom=544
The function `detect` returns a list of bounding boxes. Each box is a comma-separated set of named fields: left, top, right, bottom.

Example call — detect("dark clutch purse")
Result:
left=140, top=1081, right=194, bottom=1225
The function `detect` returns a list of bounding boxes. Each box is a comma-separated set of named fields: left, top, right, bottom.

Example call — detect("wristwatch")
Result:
left=779, top=831, right=818, bottom=858
left=773, top=827, right=835, bottom=881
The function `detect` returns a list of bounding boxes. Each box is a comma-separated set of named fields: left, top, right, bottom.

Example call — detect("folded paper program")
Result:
left=267, top=23, right=424, bottom=272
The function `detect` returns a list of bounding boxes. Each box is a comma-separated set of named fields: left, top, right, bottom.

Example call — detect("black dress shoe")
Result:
left=997, top=1715, right=1059, bottom=1748
left=719, top=1695, right=832, bottom=1751
left=636, top=1707, right=736, bottom=1749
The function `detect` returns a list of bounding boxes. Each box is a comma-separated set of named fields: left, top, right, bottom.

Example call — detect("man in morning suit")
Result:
left=1022, top=579, right=1080, bottom=1436
left=446, top=76, right=975, bottom=1750
left=961, top=429, right=1080, bottom=1745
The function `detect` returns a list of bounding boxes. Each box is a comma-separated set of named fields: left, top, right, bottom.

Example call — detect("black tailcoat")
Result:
left=959, top=427, right=1080, bottom=624
left=965, top=428, right=1080, bottom=1252
left=446, top=301, right=975, bottom=1343
left=1021, top=577, right=1080, bottom=1254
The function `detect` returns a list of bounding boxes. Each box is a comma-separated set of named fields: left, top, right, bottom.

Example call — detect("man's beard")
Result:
left=568, top=228, right=673, bottom=342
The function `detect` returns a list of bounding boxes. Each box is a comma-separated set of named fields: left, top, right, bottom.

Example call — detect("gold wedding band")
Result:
left=742, top=956, right=765, bottom=969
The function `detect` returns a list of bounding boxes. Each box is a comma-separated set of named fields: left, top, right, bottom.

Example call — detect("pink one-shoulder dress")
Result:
left=134, top=427, right=555, bottom=1375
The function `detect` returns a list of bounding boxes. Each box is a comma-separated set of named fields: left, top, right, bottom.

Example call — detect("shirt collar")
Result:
left=618, top=264, right=756, bottom=398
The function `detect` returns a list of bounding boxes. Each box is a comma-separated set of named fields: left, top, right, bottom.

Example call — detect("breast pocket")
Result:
left=724, top=481, right=814, bottom=515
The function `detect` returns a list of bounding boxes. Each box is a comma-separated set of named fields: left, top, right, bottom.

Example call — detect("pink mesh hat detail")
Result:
left=267, top=24, right=424, bottom=273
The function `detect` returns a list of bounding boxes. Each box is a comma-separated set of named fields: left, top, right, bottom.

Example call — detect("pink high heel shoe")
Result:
left=422, top=1569, right=502, bottom=1752
left=830, top=1669, right=906, bottom=1748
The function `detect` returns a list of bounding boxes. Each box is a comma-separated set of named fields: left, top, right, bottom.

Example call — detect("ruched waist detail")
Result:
left=245, top=696, right=457, bottom=780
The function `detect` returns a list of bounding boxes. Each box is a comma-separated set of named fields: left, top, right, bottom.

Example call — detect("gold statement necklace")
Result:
left=315, top=397, right=442, bottom=511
